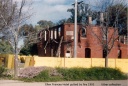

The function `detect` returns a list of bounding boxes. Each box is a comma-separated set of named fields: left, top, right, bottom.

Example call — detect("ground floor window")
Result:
left=85, top=48, right=91, bottom=58
left=118, top=49, right=122, bottom=58
left=65, top=51, right=71, bottom=58
left=103, top=49, right=107, bottom=58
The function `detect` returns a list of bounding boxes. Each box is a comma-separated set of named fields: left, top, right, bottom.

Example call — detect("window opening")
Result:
left=85, top=48, right=91, bottom=58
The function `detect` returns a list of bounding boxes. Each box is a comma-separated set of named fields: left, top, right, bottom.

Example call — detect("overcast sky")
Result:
left=29, top=0, right=77, bottom=25
left=27, top=0, right=97, bottom=25
left=14, top=0, right=127, bottom=26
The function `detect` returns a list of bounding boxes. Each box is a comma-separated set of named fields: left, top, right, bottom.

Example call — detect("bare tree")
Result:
left=90, top=0, right=127, bottom=67
left=0, top=0, right=33, bottom=78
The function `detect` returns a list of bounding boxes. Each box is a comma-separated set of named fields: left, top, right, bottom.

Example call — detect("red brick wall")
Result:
left=37, top=23, right=128, bottom=59
left=120, top=44, right=128, bottom=58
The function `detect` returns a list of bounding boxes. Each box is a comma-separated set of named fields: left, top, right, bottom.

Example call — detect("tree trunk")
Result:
left=14, top=53, right=19, bottom=78
left=14, top=40, right=19, bottom=78
left=105, top=46, right=108, bottom=68
left=105, top=55, right=108, bottom=68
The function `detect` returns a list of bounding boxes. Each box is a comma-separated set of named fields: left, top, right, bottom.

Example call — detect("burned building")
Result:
left=37, top=23, right=128, bottom=58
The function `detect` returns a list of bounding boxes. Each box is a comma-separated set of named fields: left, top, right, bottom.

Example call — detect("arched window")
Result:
left=67, top=51, right=70, bottom=53
left=85, top=48, right=91, bottom=58
left=81, top=27, right=86, bottom=37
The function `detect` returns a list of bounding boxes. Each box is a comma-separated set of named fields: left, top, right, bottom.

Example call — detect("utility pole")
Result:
left=74, top=0, right=77, bottom=58
left=127, top=3, right=128, bottom=56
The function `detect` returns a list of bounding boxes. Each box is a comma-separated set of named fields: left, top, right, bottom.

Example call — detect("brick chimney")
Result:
left=88, top=16, right=92, bottom=24
left=100, top=12, right=104, bottom=24
left=124, top=36, right=127, bottom=44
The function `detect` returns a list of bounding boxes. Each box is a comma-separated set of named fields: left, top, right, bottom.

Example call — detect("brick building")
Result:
left=37, top=23, right=128, bottom=58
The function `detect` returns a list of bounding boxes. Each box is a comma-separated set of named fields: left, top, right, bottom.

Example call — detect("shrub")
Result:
left=33, top=70, right=50, bottom=81
left=56, top=68, right=85, bottom=81
left=57, top=67, right=127, bottom=81
left=19, top=67, right=127, bottom=82
left=20, top=57, right=25, bottom=63
left=0, top=66, right=6, bottom=77
left=33, top=69, right=63, bottom=82
left=88, top=67, right=127, bottom=80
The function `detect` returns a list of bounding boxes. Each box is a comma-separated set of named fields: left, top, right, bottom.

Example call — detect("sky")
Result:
left=29, top=0, right=81, bottom=25
left=27, top=0, right=95, bottom=25
left=14, top=0, right=128, bottom=26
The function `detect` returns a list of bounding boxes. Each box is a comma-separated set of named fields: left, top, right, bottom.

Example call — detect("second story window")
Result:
left=81, top=27, right=86, bottom=37
left=58, top=27, right=61, bottom=37
left=50, top=30, right=53, bottom=39
left=54, top=29, right=57, bottom=39
left=44, top=30, right=47, bottom=41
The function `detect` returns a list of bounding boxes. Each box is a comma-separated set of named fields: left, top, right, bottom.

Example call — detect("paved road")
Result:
left=0, top=80, right=127, bottom=86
